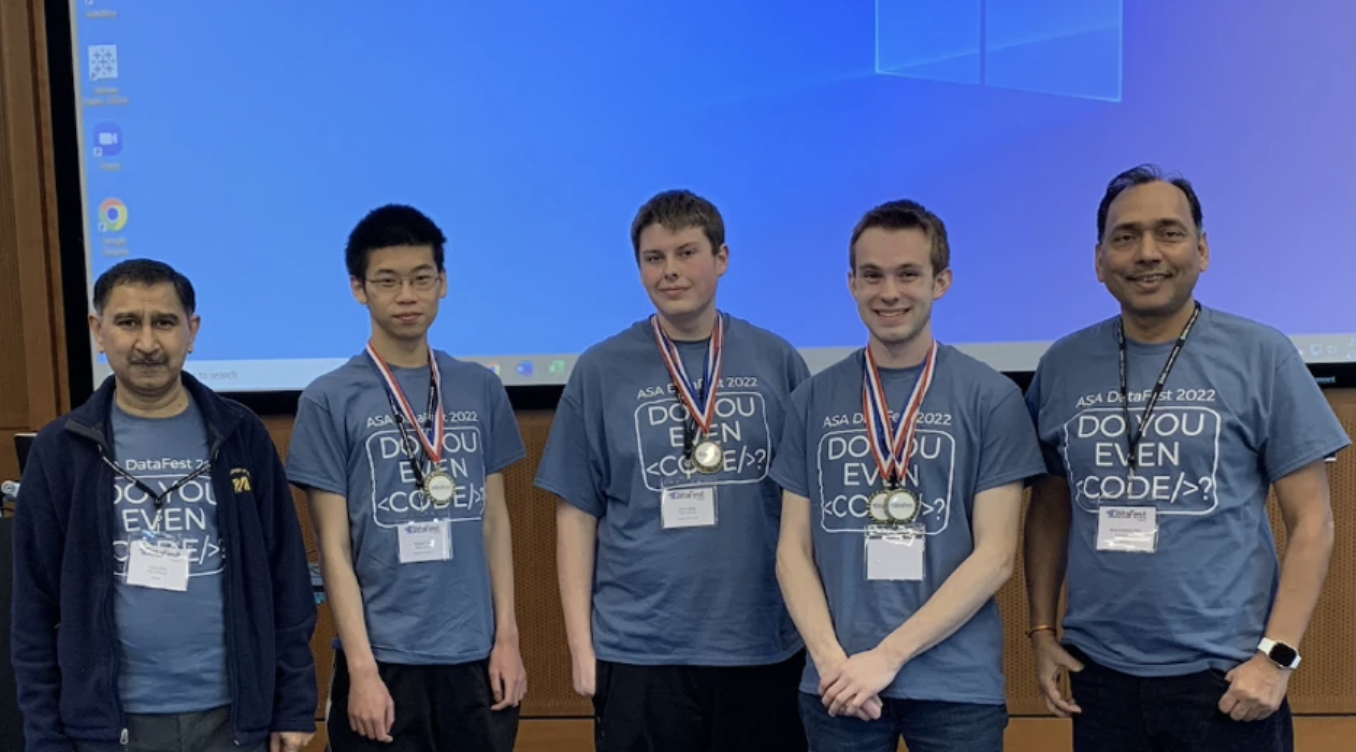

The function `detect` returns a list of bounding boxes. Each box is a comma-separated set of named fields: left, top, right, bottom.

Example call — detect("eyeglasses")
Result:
left=366, top=273, right=440, bottom=292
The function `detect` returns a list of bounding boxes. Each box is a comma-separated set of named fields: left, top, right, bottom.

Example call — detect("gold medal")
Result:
left=868, top=490, right=892, bottom=523
left=424, top=470, right=456, bottom=507
left=691, top=438, right=723, bottom=474
left=885, top=488, right=920, bottom=524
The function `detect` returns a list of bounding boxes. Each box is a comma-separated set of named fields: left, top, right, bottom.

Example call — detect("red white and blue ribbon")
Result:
left=651, top=314, right=725, bottom=435
left=862, top=340, right=937, bottom=487
left=366, top=341, right=445, bottom=465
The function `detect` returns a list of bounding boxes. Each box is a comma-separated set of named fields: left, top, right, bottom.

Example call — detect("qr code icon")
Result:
left=88, top=45, right=118, bottom=81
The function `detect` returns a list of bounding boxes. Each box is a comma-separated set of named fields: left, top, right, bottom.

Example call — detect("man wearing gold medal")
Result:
left=771, top=200, right=1045, bottom=752
left=287, top=205, right=528, bottom=751
left=536, top=190, right=812, bottom=751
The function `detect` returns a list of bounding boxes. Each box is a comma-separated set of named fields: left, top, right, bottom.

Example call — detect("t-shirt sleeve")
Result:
left=484, top=375, right=527, bottom=475
left=534, top=384, right=607, bottom=517
left=770, top=381, right=812, bottom=498
left=1024, top=364, right=1067, bottom=477
left=1261, top=349, right=1352, bottom=482
left=286, top=391, right=349, bottom=497
left=978, top=384, right=1049, bottom=494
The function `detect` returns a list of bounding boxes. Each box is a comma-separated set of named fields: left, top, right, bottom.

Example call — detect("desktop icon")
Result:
left=516, top=361, right=534, bottom=377
left=486, top=362, right=501, bottom=375
left=88, top=44, right=119, bottom=81
left=549, top=359, right=566, bottom=374
left=92, top=122, right=121, bottom=157
left=98, top=197, right=127, bottom=232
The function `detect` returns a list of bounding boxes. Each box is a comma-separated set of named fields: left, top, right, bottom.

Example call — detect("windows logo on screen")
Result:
left=98, top=198, right=127, bottom=232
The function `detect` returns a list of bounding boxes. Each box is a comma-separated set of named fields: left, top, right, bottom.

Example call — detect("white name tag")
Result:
left=865, top=526, right=925, bottom=581
left=127, top=536, right=190, bottom=592
left=661, top=487, right=717, bottom=529
left=1097, top=506, right=1158, bottom=553
left=398, top=520, right=452, bottom=564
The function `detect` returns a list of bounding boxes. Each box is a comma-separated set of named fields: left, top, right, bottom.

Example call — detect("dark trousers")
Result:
left=72, top=706, right=262, bottom=752
left=328, top=650, right=520, bottom=752
left=1068, top=645, right=1294, bottom=752
left=593, top=651, right=808, bottom=752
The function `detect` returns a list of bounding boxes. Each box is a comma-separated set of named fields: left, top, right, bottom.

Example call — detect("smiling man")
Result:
left=11, top=259, right=317, bottom=752
left=536, top=189, right=811, bottom=752
left=287, top=205, right=527, bottom=752
left=1023, top=165, right=1350, bottom=752
left=770, top=199, right=1045, bottom=752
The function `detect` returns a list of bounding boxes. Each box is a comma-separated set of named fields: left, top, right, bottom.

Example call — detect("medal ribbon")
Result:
left=651, top=314, right=725, bottom=436
left=366, top=341, right=445, bottom=465
left=862, top=340, right=938, bottom=488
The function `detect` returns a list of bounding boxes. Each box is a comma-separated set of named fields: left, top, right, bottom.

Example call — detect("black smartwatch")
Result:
left=1258, top=638, right=1301, bottom=670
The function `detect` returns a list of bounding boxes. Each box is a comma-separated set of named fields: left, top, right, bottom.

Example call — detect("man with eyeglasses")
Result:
left=288, top=205, right=528, bottom=751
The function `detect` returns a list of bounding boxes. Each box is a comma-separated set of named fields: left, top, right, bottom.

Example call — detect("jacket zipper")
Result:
left=94, top=446, right=130, bottom=746
left=207, top=439, right=242, bottom=747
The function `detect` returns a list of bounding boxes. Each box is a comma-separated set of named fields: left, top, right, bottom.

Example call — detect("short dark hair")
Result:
left=630, top=190, right=726, bottom=260
left=1097, top=164, right=1204, bottom=241
left=849, top=199, right=951, bottom=274
left=92, top=258, right=196, bottom=315
left=345, top=204, right=447, bottom=279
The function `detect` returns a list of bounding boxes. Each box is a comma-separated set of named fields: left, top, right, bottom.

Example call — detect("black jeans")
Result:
left=593, top=651, right=808, bottom=752
left=1067, top=645, right=1293, bottom=752
left=327, top=650, right=520, bottom=752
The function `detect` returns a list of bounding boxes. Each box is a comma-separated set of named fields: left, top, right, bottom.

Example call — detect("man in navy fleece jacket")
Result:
left=10, top=259, right=318, bottom=752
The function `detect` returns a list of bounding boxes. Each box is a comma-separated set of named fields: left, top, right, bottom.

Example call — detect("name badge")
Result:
left=865, top=525, right=925, bottom=581
left=398, top=520, right=452, bottom=564
left=661, top=487, right=717, bottom=529
left=126, top=531, right=190, bottom=592
left=1096, top=506, right=1158, bottom=553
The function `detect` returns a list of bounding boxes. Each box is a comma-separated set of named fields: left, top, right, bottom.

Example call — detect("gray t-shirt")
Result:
left=287, top=350, right=526, bottom=665
left=111, top=397, right=229, bottom=713
left=771, top=346, right=1045, bottom=704
left=1026, top=306, right=1351, bottom=677
left=534, top=315, right=811, bottom=666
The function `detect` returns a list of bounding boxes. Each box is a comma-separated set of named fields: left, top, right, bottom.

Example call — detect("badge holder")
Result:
left=1096, top=506, right=1159, bottom=554
left=398, top=519, right=453, bottom=564
left=864, top=524, right=926, bottom=581
left=661, top=486, right=718, bottom=529
left=126, top=527, right=190, bottom=592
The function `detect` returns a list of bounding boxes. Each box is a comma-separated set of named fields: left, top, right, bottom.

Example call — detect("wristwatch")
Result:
left=1257, top=637, right=1301, bottom=670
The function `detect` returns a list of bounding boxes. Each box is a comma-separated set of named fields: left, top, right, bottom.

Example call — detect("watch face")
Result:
left=1269, top=643, right=1298, bottom=667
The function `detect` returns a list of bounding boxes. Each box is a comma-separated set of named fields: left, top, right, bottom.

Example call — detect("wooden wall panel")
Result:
left=0, top=0, right=69, bottom=489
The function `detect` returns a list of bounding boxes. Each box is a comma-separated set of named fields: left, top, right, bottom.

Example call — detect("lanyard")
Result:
left=102, top=451, right=213, bottom=531
left=862, top=340, right=938, bottom=488
left=1115, top=302, right=1201, bottom=472
left=380, top=382, right=438, bottom=486
left=366, top=343, right=444, bottom=487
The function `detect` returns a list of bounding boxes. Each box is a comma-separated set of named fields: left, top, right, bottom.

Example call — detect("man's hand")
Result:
left=488, top=638, right=528, bottom=710
left=348, top=668, right=395, bottom=742
left=270, top=731, right=314, bottom=752
left=1031, top=632, right=1083, bottom=717
left=571, top=647, right=597, bottom=697
left=1219, top=654, right=1291, bottom=722
left=819, top=649, right=898, bottom=719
